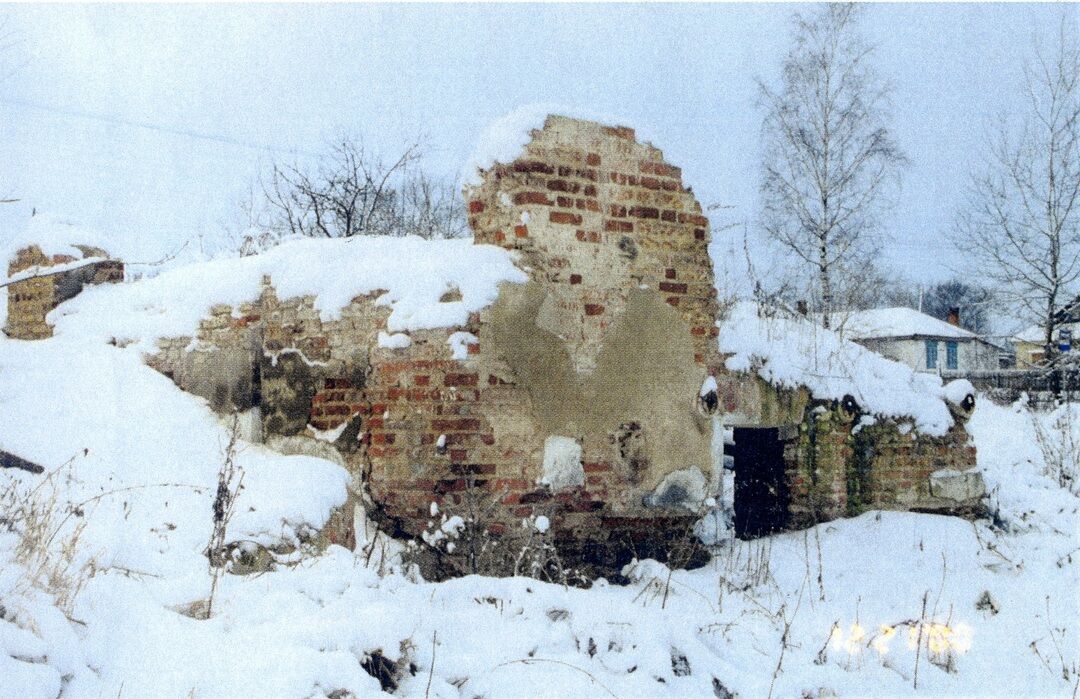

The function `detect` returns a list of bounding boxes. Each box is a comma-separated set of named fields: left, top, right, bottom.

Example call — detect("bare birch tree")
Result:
left=953, top=16, right=1080, bottom=363
left=759, top=3, right=906, bottom=328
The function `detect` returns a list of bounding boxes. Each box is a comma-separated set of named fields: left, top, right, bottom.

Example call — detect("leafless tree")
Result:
left=395, top=171, right=469, bottom=240
left=249, top=135, right=467, bottom=246
left=758, top=3, right=906, bottom=328
left=953, top=15, right=1080, bottom=363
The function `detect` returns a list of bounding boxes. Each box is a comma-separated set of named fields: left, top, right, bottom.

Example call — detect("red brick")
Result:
left=628, top=206, right=659, bottom=219
left=514, top=225, right=528, bottom=238
left=547, top=179, right=580, bottom=193
left=513, top=191, right=553, bottom=206
left=604, top=219, right=633, bottom=233
left=659, top=281, right=688, bottom=294
left=609, top=204, right=627, bottom=217
left=468, top=200, right=485, bottom=214
left=678, top=213, right=710, bottom=226
left=444, top=372, right=479, bottom=387
left=584, top=303, right=605, bottom=316
left=569, top=274, right=582, bottom=285
left=661, top=210, right=677, bottom=222
left=550, top=211, right=583, bottom=225
left=586, top=152, right=601, bottom=166
left=665, top=268, right=677, bottom=279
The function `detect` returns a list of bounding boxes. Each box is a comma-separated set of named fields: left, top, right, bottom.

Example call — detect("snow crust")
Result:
left=719, top=302, right=959, bottom=435
left=49, top=236, right=527, bottom=354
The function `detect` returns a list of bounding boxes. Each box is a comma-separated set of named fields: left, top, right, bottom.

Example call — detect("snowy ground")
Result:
left=2, top=324, right=1079, bottom=696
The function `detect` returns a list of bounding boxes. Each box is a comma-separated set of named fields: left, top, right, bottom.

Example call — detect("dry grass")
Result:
left=1, top=458, right=96, bottom=617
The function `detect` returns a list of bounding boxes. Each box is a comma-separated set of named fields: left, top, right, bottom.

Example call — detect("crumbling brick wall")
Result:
left=4, top=245, right=123, bottom=340
left=139, top=115, right=982, bottom=574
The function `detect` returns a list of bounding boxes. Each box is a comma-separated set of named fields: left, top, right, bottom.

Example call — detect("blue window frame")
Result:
left=946, top=341, right=958, bottom=370
left=925, top=340, right=938, bottom=369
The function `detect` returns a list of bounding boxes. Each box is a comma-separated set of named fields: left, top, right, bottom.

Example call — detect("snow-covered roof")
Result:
left=834, top=307, right=977, bottom=341
left=1011, top=322, right=1080, bottom=344
left=720, top=302, right=972, bottom=436
left=1013, top=324, right=1044, bottom=344
left=50, top=235, right=528, bottom=353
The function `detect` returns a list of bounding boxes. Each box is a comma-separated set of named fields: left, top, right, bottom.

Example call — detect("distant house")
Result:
left=1012, top=296, right=1080, bottom=366
left=832, top=307, right=1001, bottom=374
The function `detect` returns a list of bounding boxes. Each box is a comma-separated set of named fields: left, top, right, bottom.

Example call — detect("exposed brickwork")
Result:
left=4, top=245, right=124, bottom=340
left=466, top=115, right=722, bottom=376
left=140, top=115, right=981, bottom=575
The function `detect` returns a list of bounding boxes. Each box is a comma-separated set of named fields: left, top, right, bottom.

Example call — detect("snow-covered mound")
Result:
left=719, top=302, right=970, bottom=436
left=0, top=338, right=349, bottom=581
left=49, top=235, right=527, bottom=353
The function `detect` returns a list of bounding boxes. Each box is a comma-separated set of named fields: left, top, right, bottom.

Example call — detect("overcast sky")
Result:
left=0, top=4, right=1074, bottom=282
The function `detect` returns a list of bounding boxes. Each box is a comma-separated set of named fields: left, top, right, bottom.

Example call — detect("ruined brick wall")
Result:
left=143, top=117, right=730, bottom=573
left=780, top=399, right=980, bottom=528
left=466, top=115, right=722, bottom=374
left=4, top=245, right=124, bottom=340
left=138, top=115, right=982, bottom=573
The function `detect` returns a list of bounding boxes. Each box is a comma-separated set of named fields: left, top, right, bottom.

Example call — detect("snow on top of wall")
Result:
left=50, top=235, right=528, bottom=353
left=459, top=104, right=649, bottom=188
left=835, top=307, right=977, bottom=340
left=1, top=213, right=119, bottom=268
left=719, top=302, right=970, bottom=436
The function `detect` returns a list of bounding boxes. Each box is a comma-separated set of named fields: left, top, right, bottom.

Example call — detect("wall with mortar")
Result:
left=4, top=245, right=124, bottom=340
left=136, top=116, right=981, bottom=575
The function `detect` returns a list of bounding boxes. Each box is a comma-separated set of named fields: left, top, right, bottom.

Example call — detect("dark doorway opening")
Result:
left=730, top=427, right=790, bottom=539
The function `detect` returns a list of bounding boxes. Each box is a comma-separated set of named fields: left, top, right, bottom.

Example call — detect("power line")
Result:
left=0, top=96, right=321, bottom=158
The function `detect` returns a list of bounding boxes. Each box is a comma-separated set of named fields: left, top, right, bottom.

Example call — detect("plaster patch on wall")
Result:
left=539, top=436, right=584, bottom=490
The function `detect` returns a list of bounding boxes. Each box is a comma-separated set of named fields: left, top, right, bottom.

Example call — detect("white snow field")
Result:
left=1, top=240, right=1078, bottom=697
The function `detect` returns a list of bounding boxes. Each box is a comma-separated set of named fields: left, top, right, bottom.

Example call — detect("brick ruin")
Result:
left=4, top=244, right=124, bottom=340
left=7, top=116, right=984, bottom=578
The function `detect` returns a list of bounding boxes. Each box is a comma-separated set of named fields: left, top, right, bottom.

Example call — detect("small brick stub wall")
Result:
left=4, top=245, right=124, bottom=340
left=139, top=116, right=980, bottom=576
